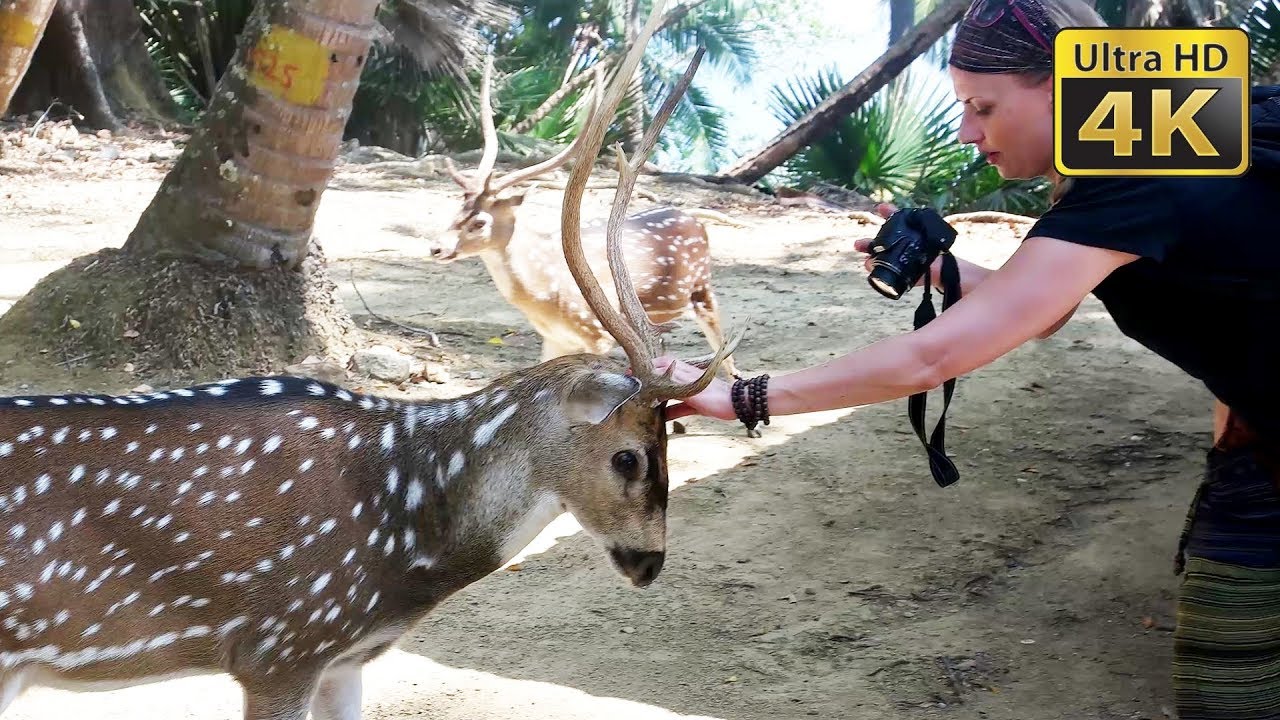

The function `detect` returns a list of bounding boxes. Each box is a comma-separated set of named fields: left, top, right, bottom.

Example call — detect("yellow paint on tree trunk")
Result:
left=0, top=10, right=41, bottom=48
left=246, top=25, right=331, bottom=106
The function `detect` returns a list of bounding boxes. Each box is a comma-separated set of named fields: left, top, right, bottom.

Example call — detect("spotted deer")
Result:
left=428, top=57, right=740, bottom=378
left=0, top=12, right=740, bottom=719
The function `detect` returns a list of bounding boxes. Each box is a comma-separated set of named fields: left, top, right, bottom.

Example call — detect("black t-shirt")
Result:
left=1027, top=170, right=1280, bottom=443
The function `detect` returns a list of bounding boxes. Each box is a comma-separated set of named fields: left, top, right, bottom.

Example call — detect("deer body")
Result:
left=432, top=57, right=739, bottom=377
left=448, top=204, right=733, bottom=369
left=0, top=361, right=669, bottom=719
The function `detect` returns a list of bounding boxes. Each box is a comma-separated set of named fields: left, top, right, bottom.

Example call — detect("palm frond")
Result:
left=1242, top=0, right=1280, bottom=80
left=658, top=0, right=758, bottom=85
left=766, top=64, right=1050, bottom=214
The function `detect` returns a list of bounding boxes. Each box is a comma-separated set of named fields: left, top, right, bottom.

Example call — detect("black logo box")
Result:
left=1057, top=77, right=1244, bottom=172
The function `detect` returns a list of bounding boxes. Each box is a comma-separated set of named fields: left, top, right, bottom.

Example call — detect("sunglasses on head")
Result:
left=967, top=0, right=1055, bottom=51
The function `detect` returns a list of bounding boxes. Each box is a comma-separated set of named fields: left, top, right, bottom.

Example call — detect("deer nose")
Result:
left=428, top=244, right=456, bottom=262
left=610, top=548, right=665, bottom=587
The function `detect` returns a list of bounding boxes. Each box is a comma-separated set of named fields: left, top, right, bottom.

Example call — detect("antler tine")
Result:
left=560, top=1, right=669, bottom=377
left=489, top=63, right=606, bottom=193
left=442, top=157, right=472, bottom=190
left=472, top=53, right=500, bottom=194
left=605, top=46, right=706, bottom=362
left=601, top=46, right=748, bottom=400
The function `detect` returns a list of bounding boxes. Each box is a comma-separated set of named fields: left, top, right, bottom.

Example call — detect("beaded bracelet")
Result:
left=731, top=374, right=770, bottom=437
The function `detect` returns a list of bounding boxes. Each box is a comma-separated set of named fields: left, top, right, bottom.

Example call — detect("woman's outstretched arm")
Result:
left=658, top=235, right=1137, bottom=421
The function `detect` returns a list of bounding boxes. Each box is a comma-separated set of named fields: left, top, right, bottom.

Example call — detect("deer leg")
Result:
left=311, top=662, right=363, bottom=720
left=240, top=673, right=319, bottom=720
left=689, top=286, right=739, bottom=379
left=0, top=668, right=34, bottom=716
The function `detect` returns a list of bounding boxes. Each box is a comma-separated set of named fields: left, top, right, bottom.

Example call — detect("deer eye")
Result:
left=611, top=450, right=639, bottom=476
left=467, top=217, right=486, bottom=232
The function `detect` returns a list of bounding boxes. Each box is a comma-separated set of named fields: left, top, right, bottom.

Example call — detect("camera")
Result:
left=865, top=207, right=958, bottom=300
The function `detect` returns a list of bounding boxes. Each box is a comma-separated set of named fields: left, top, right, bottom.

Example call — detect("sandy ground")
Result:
left=0, top=123, right=1215, bottom=719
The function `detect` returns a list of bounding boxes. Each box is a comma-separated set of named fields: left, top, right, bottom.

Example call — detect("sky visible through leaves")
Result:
left=658, top=0, right=957, bottom=167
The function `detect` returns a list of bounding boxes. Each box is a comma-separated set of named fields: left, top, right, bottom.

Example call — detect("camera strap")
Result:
left=907, top=252, right=962, bottom=488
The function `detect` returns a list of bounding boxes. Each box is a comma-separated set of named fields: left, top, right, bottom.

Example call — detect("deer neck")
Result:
left=377, top=385, right=562, bottom=595
left=477, top=224, right=566, bottom=313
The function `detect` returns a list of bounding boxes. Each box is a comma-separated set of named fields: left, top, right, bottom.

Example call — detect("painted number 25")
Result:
left=251, top=47, right=300, bottom=90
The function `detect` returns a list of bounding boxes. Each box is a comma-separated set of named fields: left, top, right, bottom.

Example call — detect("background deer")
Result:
left=0, top=11, right=740, bottom=719
left=427, top=59, right=741, bottom=379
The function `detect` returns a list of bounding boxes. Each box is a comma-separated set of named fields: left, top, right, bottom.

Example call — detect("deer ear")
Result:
left=563, top=372, right=641, bottom=425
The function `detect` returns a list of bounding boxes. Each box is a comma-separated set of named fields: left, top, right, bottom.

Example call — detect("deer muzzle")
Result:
left=427, top=240, right=460, bottom=263
left=609, top=547, right=665, bottom=587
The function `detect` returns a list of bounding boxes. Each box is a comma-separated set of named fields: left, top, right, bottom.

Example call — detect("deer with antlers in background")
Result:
left=0, top=9, right=740, bottom=719
left=429, top=59, right=741, bottom=379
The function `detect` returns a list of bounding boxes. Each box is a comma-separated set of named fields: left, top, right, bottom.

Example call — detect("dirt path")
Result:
left=0, top=127, right=1212, bottom=719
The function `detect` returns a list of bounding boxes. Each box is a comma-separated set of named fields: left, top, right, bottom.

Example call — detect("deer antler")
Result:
left=447, top=59, right=609, bottom=196
left=488, top=63, right=606, bottom=193
left=444, top=53, right=500, bottom=195
left=559, top=2, right=745, bottom=402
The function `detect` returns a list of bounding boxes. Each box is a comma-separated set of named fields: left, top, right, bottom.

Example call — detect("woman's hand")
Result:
left=652, top=356, right=736, bottom=421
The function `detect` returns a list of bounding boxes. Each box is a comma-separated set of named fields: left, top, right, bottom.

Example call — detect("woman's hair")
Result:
left=948, top=0, right=1108, bottom=84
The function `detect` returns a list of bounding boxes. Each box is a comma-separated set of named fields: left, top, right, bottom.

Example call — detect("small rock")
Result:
left=49, top=150, right=74, bottom=163
left=465, top=370, right=485, bottom=380
left=422, top=363, right=450, bottom=384
left=96, top=129, right=112, bottom=139
left=148, top=146, right=180, bottom=162
left=350, top=345, right=414, bottom=383
left=122, top=363, right=135, bottom=373
left=620, top=626, right=635, bottom=634
left=130, top=384, right=153, bottom=394
left=285, top=356, right=348, bottom=384
left=97, top=145, right=120, bottom=162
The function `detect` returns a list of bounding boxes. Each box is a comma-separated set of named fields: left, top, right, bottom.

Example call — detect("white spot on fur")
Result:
left=473, top=404, right=519, bottom=447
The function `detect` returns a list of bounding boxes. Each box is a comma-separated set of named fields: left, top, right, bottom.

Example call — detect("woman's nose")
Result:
left=957, top=116, right=983, bottom=145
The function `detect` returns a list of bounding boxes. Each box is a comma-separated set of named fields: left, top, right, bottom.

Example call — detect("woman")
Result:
left=655, top=0, right=1280, bottom=716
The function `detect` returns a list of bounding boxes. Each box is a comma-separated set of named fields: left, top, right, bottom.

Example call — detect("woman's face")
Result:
left=949, top=67, right=1055, bottom=179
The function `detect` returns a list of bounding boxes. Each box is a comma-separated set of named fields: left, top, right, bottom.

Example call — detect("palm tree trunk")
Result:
left=889, top=0, right=916, bottom=43
left=6, top=0, right=177, bottom=128
left=0, top=0, right=58, bottom=117
left=719, top=0, right=970, bottom=185
left=126, top=0, right=381, bottom=268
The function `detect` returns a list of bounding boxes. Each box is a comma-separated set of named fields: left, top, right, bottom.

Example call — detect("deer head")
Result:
left=430, top=58, right=604, bottom=262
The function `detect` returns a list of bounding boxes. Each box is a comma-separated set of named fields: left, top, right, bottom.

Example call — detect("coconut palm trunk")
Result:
left=0, top=0, right=58, bottom=116
left=4, top=0, right=177, bottom=129
left=125, top=0, right=381, bottom=269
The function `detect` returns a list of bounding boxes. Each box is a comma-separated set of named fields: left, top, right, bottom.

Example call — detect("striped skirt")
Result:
left=1174, top=438, right=1280, bottom=720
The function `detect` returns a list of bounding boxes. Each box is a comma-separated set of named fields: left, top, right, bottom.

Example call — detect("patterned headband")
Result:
left=948, top=0, right=1059, bottom=74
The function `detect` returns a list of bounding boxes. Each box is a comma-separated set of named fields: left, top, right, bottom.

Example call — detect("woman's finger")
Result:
left=665, top=402, right=696, bottom=420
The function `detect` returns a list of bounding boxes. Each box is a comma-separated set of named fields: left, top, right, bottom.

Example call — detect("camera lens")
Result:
left=868, top=260, right=908, bottom=299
